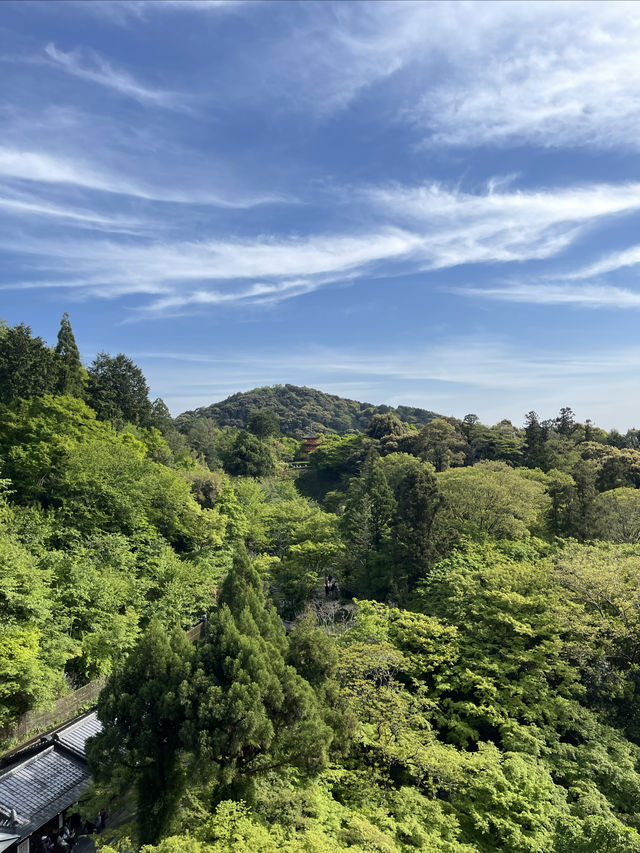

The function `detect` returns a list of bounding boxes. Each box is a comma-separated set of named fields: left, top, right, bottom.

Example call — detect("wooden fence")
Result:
left=1, top=620, right=208, bottom=753
left=185, top=621, right=206, bottom=643
left=0, top=677, right=107, bottom=749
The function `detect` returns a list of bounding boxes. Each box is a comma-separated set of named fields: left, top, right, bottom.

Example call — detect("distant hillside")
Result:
left=176, top=384, right=440, bottom=436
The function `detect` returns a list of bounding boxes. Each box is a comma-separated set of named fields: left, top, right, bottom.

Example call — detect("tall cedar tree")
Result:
left=340, top=455, right=396, bottom=598
left=523, top=411, right=546, bottom=469
left=181, top=551, right=332, bottom=802
left=54, top=313, right=85, bottom=397
left=87, top=619, right=193, bottom=845
left=391, top=465, right=444, bottom=598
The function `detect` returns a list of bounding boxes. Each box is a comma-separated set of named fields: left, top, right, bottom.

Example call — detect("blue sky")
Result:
left=2, top=0, right=640, bottom=428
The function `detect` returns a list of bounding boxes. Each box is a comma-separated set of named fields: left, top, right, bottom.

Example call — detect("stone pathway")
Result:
left=74, top=837, right=96, bottom=853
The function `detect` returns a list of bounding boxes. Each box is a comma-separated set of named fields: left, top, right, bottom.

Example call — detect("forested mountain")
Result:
left=176, top=383, right=440, bottom=435
left=4, top=318, right=640, bottom=853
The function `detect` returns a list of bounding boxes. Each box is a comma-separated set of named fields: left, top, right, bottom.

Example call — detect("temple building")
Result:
left=0, top=712, right=101, bottom=853
left=301, top=431, right=320, bottom=456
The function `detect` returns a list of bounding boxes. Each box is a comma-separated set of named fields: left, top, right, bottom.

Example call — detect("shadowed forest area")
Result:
left=3, top=318, right=640, bottom=852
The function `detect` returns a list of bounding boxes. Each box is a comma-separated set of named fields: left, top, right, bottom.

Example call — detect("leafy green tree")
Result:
left=185, top=418, right=220, bottom=470
left=0, top=537, right=72, bottom=723
left=275, top=510, right=343, bottom=616
left=555, top=407, right=576, bottom=436
left=545, top=469, right=576, bottom=536
left=366, top=412, right=406, bottom=440
left=415, top=541, right=578, bottom=748
left=592, top=488, right=640, bottom=543
left=390, top=463, right=444, bottom=597
left=554, top=542, right=640, bottom=740
left=0, top=483, right=75, bottom=723
left=247, top=409, right=280, bottom=439
left=150, top=398, right=175, bottom=435
left=223, top=431, right=275, bottom=478
left=553, top=815, right=640, bottom=852
left=0, top=394, right=102, bottom=504
left=340, top=459, right=396, bottom=597
left=596, top=449, right=640, bottom=491
left=286, top=611, right=354, bottom=752
left=88, top=619, right=194, bottom=844
left=54, top=313, right=85, bottom=397
left=566, top=458, right=598, bottom=539
left=87, top=352, right=153, bottom=428
left=415, top=419, right=466, bottom=472
left=438, top=461, right=550, bottom=540
left=469, top=422, right=524, bottom=466
left=451, top=745, right=559, bottom=853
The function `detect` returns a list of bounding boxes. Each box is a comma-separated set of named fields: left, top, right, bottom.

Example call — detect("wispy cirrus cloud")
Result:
left=3, top=175, right=640, bottom=315
left=0, top=190, right=142, bottom=233
left=363, top=179, right=640, bottom=270
left=0, top=147, right=289, bottom=208
left=454, top=282, right=640, bottom=310
left=44, top=43, right=186, bottom=109
left=567, top=246, right=640, bottom=280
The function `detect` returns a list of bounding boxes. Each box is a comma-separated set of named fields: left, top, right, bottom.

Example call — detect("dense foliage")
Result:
left=3, top=317, right=640, bottom=852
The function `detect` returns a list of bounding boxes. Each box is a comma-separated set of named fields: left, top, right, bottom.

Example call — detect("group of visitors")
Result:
left=37, top=823, right=75, bottom=852
left=36, top=808, right=107, bottom=852
left=324, top=575, right=339, bottom=597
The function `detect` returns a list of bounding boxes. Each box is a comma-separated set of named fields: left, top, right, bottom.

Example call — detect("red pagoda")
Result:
left=301, top=430, right=320, bottom=456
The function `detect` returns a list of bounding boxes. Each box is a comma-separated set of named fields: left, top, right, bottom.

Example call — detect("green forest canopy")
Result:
left=3, top=318, right=640, bottom=852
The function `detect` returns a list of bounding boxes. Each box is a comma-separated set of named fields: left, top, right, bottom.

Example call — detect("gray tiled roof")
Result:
left=0, top=745, right=91, bottom=843
left=56, top=712, right=102, bottom=757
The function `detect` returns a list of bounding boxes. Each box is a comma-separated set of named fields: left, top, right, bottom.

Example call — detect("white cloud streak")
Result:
left=454, top=283, right=640, bottom=309
left=0, top=147, right=288, bottom=208
left=568, top=246, right=640, bottom=279
left=44, top=43, right=185, bottom=108
left=0, top=188, right=144, bottom=232
left=3, top=176, right=640, bottom=313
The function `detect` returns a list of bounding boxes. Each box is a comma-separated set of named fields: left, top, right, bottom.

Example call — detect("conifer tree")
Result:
left=391, top=465, right=444, bottom=597
left=523, top=410, right=546, bottom=468
left=87, top=619, right=193, bottom=845
left=341, top=454, right=396, bottom=597
left=181, top=551, right=332, bottom=802
left=54, top=312, right=85, bottom=397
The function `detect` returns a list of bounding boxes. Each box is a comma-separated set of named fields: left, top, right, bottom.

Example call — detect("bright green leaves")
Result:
left=0, top=508, right=75, bottom=723
left=437, top=461, right=550, bottom=540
